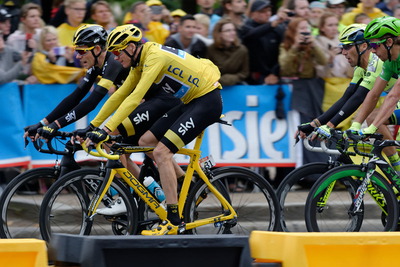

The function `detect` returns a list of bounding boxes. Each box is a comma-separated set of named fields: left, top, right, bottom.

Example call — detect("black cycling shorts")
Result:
left=117, top=91, right=182, bottom=145
left=149, top=89, right=223, bottom=153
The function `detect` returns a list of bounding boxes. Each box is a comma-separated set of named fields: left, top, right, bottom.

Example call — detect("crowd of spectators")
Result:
left=0, top=0, right=395, bottom=88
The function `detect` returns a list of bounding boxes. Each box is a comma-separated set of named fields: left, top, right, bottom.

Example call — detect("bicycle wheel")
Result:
left=184, top=166, right=279, bottom=235
left=0, top=167, right=59, bottom=239
left=276, top=162, right=332, bottom=232
left=39, top=169, right=138, bottom=241
left=305, top=165, right=398, bottom=232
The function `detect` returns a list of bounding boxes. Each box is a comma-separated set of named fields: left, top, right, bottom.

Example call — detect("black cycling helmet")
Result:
left=73, top=24, right=108, bottom=49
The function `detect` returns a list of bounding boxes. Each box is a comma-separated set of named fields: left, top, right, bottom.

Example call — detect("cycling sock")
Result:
left=388, top=153, right=400, bottom=172
left=167, top=204, right=181, bottom=225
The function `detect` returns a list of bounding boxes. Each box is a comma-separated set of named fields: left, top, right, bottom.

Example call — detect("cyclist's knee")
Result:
left=153, top=143, right=173, bottom=163
left=138, top=131, right=157, bottom=146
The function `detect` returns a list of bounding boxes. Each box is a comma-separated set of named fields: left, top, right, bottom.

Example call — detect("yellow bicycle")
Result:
left=39, top=130, right=279, bottom=240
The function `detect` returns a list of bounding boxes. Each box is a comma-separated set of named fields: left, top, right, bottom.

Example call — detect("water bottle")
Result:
left=143, top=176, right=166, bottom=202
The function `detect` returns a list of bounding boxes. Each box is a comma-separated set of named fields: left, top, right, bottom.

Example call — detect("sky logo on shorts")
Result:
left=133, top=111, right=149, bottom=124
left=178, top=117, right=195, bottom=136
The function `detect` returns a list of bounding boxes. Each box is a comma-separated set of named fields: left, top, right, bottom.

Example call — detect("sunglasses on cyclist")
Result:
left=111, top=45, right=128, bottom=57
left=369, top=39, right=387, bottom=50
left=341, top=43, right=356, bottom=51
left=74, top=46, right=95, bottom=55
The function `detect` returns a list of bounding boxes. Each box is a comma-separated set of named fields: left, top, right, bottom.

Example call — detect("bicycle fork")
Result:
left=350, top=162, right=390, bottom=218
left=349, top=166, right=373, bottom=215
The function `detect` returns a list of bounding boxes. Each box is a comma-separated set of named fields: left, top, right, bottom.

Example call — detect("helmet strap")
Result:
left=355, top=43, right=368, bottom=67
left=384, top=42, right=394, bottom=61
left=90, top=47, right=103, bottom=67
left=382, top=37, right=397, bottom=61
left=124, top=43, right=142, bottom=67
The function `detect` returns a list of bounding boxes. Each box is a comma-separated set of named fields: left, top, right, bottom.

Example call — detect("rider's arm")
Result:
left=53, top=58, right=129, bottom=128
left=44, top=70, right=96, bottom=123
left=44, top=85, right=90, bottom=124
left=55, top=85, right=108, bottom=128
left=316, top=83, right=361, bottom=126
left=103, top=71, right=157, bottom=132
left=370, top=79, right=400, bottom=128
left=103, top=57, right=163, bottom=132
left=353, top=77, right=388, bottom=124
left=327, top=85, right=370, bottom=127
left=90, top=69, right=139, bottom=128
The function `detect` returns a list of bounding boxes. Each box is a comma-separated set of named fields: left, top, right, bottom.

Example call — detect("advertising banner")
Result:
left=1, top=83, right=296, bottom=168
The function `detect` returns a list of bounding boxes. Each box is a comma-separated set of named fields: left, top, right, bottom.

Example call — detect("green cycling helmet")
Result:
left=339, top=24, right=367, bottom=45
left=364, top=16, right=400, bottom=40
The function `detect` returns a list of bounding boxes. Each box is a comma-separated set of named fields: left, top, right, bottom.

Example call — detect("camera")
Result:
left=286, top=11, right=296, bottom=17
left=300, top=32, right=310, bottom=45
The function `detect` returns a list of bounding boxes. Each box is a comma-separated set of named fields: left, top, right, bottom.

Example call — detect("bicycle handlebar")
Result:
left=28, top=131, right=75, bottom=156
left=303, top=138, right=341, bottom=155
left=344, top=130, right=382, bottom=158
left=81, top=139, right=115, bottom=159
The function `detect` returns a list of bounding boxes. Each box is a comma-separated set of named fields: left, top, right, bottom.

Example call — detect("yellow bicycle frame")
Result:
left=83, top=130, right=237, bottom=231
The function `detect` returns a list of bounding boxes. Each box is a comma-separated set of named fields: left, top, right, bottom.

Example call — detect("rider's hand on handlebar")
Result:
left=72, top=124, right=94, bottom=143
left=23, top=122, right=42, bottom=140
left=315, top=125, right=331, bottom=139
left=85, top=128, right=108, bottom=146
left=36, top=122, right=59, bottom=141
left=296, top=122, right=315, bottom=139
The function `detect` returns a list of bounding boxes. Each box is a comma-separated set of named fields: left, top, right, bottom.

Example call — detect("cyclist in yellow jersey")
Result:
left=86, top=25, right=223, bottom=235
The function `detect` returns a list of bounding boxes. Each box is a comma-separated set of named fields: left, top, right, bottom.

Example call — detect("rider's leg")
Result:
left=367, top=109, right=400, bottom=172
left=139, top=131, right=186, bottom=180
left=108, top=129, right=141, bottom=176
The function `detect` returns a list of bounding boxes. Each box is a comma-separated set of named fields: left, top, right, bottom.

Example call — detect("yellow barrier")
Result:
left=0, top=239, right=47, bottom=267
left=250, top=231, right=400, bottom=267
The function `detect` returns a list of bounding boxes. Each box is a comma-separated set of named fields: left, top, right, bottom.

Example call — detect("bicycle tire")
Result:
left=39, top=168, right=138, bottom=241
left=183, top=166, right=280, bottom=235
left=276, top=162, right=332, bottom=232
left=0, top=167, right=59, bottom=239
left=305, top=165, right=398, bottom=232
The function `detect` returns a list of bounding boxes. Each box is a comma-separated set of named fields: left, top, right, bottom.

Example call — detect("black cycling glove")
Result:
left=72, top=124, right=94, bottom=139
left=37, top=122, right=59, bottom=139
left=86, top=128, right=108, bottom=144
left=297, top=122, right=314, bottom=135
left=24, top=122, right=42, bottom=137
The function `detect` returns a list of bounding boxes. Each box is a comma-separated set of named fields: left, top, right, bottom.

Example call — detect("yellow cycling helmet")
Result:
left=339, top=24, right=367, bottom=45
left=107, top=24, right=142, bottom=52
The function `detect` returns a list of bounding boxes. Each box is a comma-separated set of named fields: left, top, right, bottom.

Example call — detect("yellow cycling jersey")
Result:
left=351, top=52, right=396, bottom=92
left=91, top=42, right=222, bottom=131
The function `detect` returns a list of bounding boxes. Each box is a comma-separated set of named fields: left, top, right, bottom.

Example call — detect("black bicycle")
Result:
left=276, top=131, right=355, bottom=232
left=305, top=131, right=400, bottom=232
left=0, top=133, right=104, bottom=239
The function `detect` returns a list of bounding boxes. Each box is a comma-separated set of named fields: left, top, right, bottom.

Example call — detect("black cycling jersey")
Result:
left=45, top=52, right=130, bottom=127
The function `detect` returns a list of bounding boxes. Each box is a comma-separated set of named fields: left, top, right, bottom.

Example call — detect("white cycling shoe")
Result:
left=97, top=197, right=127, bottom=216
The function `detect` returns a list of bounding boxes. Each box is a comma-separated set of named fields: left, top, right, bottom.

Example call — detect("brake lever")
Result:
left=24, top=137, right=29, bottom=149
left=295, top=134, right=300, bottom=145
